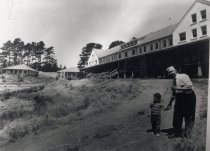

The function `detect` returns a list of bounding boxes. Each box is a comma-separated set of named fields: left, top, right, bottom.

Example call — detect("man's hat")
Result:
left=166, top=66, right=176, bottom=72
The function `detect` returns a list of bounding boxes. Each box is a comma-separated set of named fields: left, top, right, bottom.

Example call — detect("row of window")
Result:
left=121, top=40, right=137, bottom=49
left=191, top=9, right=207, bottom=24
left=6, top=70, right=30, bottom=74
left=179, top=25, right=207, bottom=41
left=99, top=38, right=173, bottom=64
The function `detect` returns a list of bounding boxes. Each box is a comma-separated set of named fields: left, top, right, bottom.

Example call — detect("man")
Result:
left=166, top=66, right=196, bottom=138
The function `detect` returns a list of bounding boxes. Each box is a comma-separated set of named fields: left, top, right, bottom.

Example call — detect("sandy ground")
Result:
left=0, top=78, right=207, bottom=151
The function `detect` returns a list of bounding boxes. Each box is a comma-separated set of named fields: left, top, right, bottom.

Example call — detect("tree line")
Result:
left=0, top=38, right=60, bottom=72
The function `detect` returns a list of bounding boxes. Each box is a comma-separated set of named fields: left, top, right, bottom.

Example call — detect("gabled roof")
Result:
left=197, top=0, right=210, bottom=6
left=173, top=0, right=210, bottom=33
left=92, top=24, right=178, bottom=59
left=92, top=48, right=105, bottom=58
left=137, top=23, right=178, bottom=45
left=99, top=46, right=121, bottom=58
left=92, top=46, right=121, bottom=58
left=57, top=67, right=79, bottom=73
left=3, top=64, right=37, bottom=72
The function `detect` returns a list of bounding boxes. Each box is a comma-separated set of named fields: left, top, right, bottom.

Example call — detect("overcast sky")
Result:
left=0, top=0, right=195, bottom=67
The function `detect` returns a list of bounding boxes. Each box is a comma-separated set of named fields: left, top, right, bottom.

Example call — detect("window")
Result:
left=179, top=32, right=186, bottom=41
left=200, top=9, right=206, bottom=20
left=169, top=39, right=173, bottom=46
left=131, top=41, right=134, bottom=46
left=191, top=13, right=197, bottom=23
left=124, top=51, right=128, bottom=57
left=163, top=40, right=167, bottom=47
left=155, top=43, right=159, bottom=49
left=192, top=28, right=197, bottom=38
left=119, top=53, right=121, bottom=59
left=132, top=49, right=136, bottom=55
left=139, top=47, right=142, bottom=53
left=114, top=54, right=117, bottom=60
left=144, top=46, right=146, bottom=52
left=150, top=44, right=153, bottom=50
left=201, top=25, right=207, bottom=36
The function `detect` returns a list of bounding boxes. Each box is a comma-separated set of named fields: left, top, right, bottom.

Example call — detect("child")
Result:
left=149, top=93, right=165, bottom=136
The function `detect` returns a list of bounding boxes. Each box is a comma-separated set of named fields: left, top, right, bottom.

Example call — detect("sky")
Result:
left=0, top=0, right=195, bottom=68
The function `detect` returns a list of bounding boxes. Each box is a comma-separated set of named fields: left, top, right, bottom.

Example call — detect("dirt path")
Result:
left=0, top=79, right=207, bottom=151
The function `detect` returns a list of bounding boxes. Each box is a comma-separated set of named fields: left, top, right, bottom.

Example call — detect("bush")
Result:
left=31, top=118, right=55, bottom=134
left=17, top=75, right=24, bottom=82
left=9, top=126, right=29, bottom=142
left=2, top=78, right=6, bottom=83
left=0, top=109, right=32, bottom=121
left=3, top=92, right=11, bottom=100
left=1, top=75, right=5, bottom=79
left=33, top=95, right=53, bottom=113
left=49, top=103, right=71, bottom=118
left=83, top=96, right=91, bottom=108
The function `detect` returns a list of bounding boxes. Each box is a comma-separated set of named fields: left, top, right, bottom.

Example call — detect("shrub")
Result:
left=33, top=95, right=53, bottom=113
left=3, top=92, right=11, bottom=100
left=31, top=118, right=54, bottom=133
left=49, top=103, right=71, bottom=118
left=2, top=78, right=6, bottom=83
left=17, top=75, right=24, bottom=82
left=1, top=75, right=5, bottom=79
left=9, top=126, right=29, bottom=142
left=83, top=96, right=91, bottom=108
left=0, top=109, right=32, bottom=121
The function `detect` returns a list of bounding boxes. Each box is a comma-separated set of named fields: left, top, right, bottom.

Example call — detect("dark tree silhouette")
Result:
left=0, top=38, right=60, bottom=72
left=78, top=43, right=102, bottom=69
left=12, top=38, right=25, bottom=65
left=1, top=40, right=13, bottom=66
left=108, top=40, right=125, bottom=49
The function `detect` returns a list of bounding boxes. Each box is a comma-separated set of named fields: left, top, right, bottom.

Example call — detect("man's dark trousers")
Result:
left=173, top=91, right=196, bottom=136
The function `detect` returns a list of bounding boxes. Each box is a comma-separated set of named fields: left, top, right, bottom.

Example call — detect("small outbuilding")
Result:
left=2, top=64, right=38, bottom=76
left=57, top=67, right=80, bottom=80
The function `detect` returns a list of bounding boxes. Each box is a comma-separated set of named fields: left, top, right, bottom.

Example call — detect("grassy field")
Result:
left=0, top=77, right=208, bottom=151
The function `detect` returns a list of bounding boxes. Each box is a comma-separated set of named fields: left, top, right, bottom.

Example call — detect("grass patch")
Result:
left=9, top=126, right=29, bottom=143
left=0, top=109, right=32, bottom=121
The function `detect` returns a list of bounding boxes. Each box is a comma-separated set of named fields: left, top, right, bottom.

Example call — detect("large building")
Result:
left=84, top=0, right=210, bottom=78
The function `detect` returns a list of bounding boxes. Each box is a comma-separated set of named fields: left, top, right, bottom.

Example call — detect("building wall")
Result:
left=173, top=2, right=210, bottom=45
left=3, top=69, right=38, bottom=76
left=98, top=36, right=173, bottom=65
left=87, top=51, right=99, bottom=67
left=57, top=71, right=79, bottom=79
